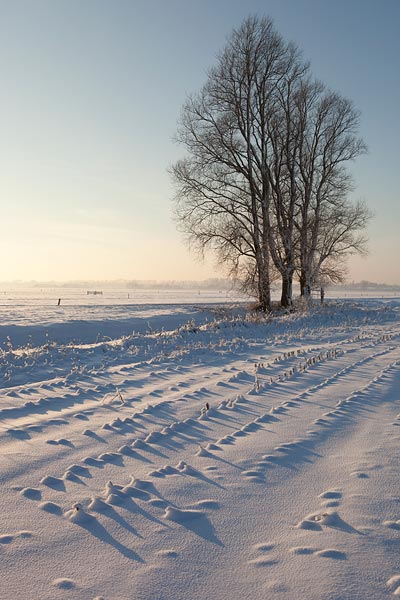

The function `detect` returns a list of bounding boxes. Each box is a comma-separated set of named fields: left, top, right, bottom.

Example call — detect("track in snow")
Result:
left=0, top=301, right=399, bottom=600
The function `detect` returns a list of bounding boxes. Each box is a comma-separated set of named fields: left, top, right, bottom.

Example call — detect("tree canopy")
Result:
left=171, top=16, right=370, bottom=310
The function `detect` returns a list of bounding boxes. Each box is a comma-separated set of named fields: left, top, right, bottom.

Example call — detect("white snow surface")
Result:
left=0, top=296, right=399, bottom=599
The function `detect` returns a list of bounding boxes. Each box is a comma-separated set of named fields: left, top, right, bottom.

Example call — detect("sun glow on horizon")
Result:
left=0, top=1, right=399, bottom=285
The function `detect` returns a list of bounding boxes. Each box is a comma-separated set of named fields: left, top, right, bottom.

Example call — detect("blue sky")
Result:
left=0, top=0, right=399, bottom=283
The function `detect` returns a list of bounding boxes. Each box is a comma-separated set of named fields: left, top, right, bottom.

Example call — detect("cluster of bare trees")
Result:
left=171, top=16, right=370, bottom=310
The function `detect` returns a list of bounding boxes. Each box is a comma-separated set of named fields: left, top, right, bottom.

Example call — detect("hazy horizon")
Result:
left=1, top=0, right=399, bottom=284
left=0, top=277, right=399, bottom=289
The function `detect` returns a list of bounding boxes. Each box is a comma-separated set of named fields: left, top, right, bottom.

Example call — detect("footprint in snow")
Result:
left=164, top=506, right=204, bottom=522
left=196, top=446, right=210, bottom=457
left=63, top=470, right=84, bottom=484
left=20, top=487, right=42, bottom=501
left=253, top=543, right=275, bottom=552
left=264, top=580, right=287, bottom=593
left=295, top=518, right=322, bottom=531
left=82, top=456, right=104, bottom=468
left=149, top=499, right=169, bottom=509
left=46, top=438, right=74, bottom=447
left=383, top=520, right=400, bottom=530
left=194, top=499, right=220, bottom=510
left=248, top=542, right=278, bottom=566
left=248, top=557, right=279, bottom=567
left=66, top=464, right=91, bottom=478
left=351, top=471, right=369, bottom=478
left=39, top=501, right=63, bottom=515
left=98, top=452, right=123, bottom=465
left=232, top=429, right=248, bottom=438
left=319, top=490, right=342, bottom=499
left=40, top=476, right=66, bottom=491
left=242, top=470, right=265, bottom=483
left=206, top=443, right=221, bottom=452
left=387, top=575, right=400, bottom=595
left=315, top=548, right=346, bottom=560
left=0, top=531, right=33, bottom=544
left=26, top=425, right=43, bottom=433
left=148, top=469, right=166, bottom=478
left=157, top=549, right=179, bottom=558
left=290, top=546, right=347, bottom=560
left=290, top=546, right=317, bottom=555
left=0, top=535, right=14, bottom=544
left=48, top=418, right=69, bottom=426
left=322, top=500, right=340, bottom=508
left=217, top=436, right=235, bottom=445
left=7, top=428, right=30, bottom=440
left=52, top=578, right=76, bottom=590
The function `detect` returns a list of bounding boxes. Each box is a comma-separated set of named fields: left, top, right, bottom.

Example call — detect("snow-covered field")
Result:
left=0, top=295, right=399, bottom=600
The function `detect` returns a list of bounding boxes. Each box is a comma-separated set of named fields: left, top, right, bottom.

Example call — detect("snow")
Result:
left=0, top=293, right=399, bottom=599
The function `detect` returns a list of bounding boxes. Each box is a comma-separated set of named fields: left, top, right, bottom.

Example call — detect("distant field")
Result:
left=0, top=286, right=399, bottom=350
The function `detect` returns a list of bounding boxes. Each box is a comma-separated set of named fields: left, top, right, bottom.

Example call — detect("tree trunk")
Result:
left=299, top=272, right=305, bottom=296
left=280, top=272, right=293, bottom=308
left=261, top=240, right=271, bottom=312
left=303, top=278, right=312, bottom=298
left=300, top=270, right=312, bottom=298
left=257, top=260, right=271, bottom=312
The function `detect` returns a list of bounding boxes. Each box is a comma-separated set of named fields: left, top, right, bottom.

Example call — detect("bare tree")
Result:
left=264, top=62, right=307, bottom=306
left=171, top=16, right=305, bottom=311
left=306, top=199, right=371, bottom=288
left=171, top=16, right=369, bottom=309
left=294, top=80, right=368, bottom=297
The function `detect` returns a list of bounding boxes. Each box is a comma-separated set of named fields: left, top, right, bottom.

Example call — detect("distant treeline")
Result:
left=0, top=279, right=398, bottom=292
left=7, top=278, right=237, bottom=291
left=330, top=281, right=400, bottom=291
